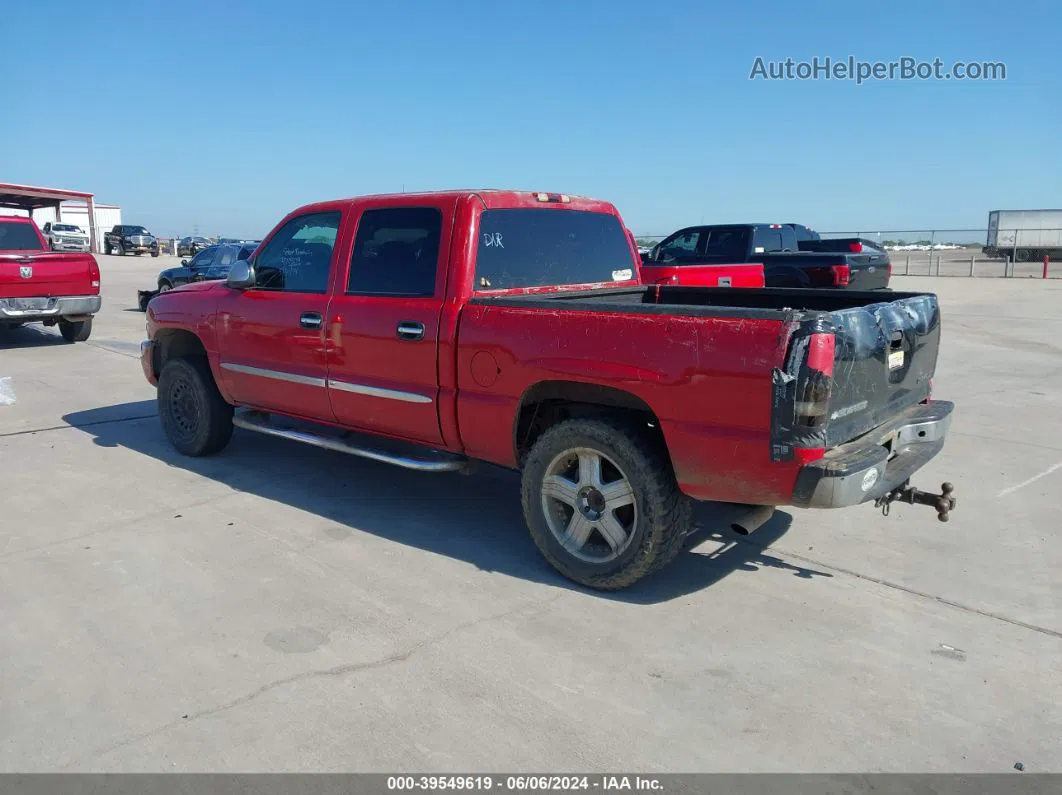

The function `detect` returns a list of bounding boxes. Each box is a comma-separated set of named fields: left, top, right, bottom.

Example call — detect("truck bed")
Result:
left=464, top=284, right=940, bottom=503
left=471, top=284, right=920, bottom=317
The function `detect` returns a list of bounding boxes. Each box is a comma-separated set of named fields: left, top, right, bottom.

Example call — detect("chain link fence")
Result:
left=632, top=229, right=1062, bottom=279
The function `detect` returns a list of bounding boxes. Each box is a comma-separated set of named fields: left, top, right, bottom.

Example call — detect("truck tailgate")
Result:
left=820, top=293, right=940, bottom=447
left=0, top=252, right=98, bottom=299
left=640, top=262, right=765, bottom=287
left=846, top=245, right=891, bottom=290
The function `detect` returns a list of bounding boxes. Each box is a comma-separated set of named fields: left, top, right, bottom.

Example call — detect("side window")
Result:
left=190, top=247, right=216, bottom=268
left=658, top=230, right=700, bottom=261
left=252, top=211, right=341, bottom=293
left=704, top=230, right=748, bottom=259
left=347, top=207, right=441, bottom=296
left=752, top=227, right=788, bottom=253
left=216, top=246, right=236, bottom=268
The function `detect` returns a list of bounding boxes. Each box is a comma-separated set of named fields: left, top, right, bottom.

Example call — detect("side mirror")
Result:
left=226, top=261, right=256, bottom=289
left=180, top=259, right=189, bottom=266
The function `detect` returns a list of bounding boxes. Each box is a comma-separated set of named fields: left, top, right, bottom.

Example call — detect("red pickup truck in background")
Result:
left=141, top=190, right=957, bottom=590
left=0, top=215, right=101, bottom=341
left=627, top=229, right=765, bottom=287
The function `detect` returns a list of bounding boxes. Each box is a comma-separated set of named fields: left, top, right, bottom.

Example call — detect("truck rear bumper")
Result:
left=791, top=400, right=954, bottom=509
left=0, top=295, right=101, bottom=321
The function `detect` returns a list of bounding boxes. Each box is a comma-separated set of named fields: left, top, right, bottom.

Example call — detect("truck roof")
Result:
left=290, top=189, right=619, bottom=216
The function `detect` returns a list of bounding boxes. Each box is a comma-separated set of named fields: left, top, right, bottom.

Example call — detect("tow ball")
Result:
left=875, top=481, right=957, bottom=522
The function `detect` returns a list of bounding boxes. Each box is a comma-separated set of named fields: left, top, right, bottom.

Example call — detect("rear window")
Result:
left=474, top=209, right=635, bottom=290
left=0, top=221, right=44, bottom=251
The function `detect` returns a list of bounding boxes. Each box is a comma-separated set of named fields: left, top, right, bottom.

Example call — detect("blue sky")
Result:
left=1, top=0, right=1059, bottom=238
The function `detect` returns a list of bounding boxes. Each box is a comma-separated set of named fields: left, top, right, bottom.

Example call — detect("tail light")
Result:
left=89, top=258, right=101, bottom=290
left=848, top=241, right=864, bottom=253
left=831, top=265, right=851, bottom=286
left=795, top=333, right=835, bottom=427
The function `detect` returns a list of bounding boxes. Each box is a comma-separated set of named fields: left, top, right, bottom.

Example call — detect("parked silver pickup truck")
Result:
left=41, top=222, right=91, bottom=252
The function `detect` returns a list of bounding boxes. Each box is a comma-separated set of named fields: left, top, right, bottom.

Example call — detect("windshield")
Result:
left=0, top=221, right=45, bottom=251
left=474, top=209, right=635, bottom=290
left=125, top=226, right=149, bottom=235
left=53, top=224, right=82, bottom=233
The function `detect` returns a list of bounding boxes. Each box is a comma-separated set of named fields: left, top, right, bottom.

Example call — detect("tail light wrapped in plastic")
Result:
left=795, top=332, right=835, bottom=427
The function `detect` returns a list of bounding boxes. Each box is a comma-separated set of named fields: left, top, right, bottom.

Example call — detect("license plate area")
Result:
left=6, top=297, right=51, bottom=312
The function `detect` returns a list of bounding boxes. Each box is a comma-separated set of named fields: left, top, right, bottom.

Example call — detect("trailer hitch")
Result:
left=875, top=481, right=956, bottom=522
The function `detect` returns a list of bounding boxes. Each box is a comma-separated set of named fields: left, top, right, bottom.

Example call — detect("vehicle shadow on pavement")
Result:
left=0, top=324, right=66, bottom=348
left=63, top=401, right=828, bottom=604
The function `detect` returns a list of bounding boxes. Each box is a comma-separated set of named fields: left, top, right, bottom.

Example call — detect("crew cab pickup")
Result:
left=42, top=221, right=91, bottom=252
left=105, top=224, right=159, bottom=257
left=141, top=190, right=956, bottom=590
left=0, top=215, right=100, bottom=341
left=646, top=223, right=892, bottom=290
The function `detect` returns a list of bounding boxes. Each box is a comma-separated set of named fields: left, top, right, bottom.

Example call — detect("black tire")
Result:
left=158, top=280, right=172, bottom=293
left=59, top=318, right=92, bottom=342
left=520, top=418, right=691, bottom=590
left=151, top=250, right=159, bottom=258
left=104, top=243, right=112, bottom=255
left=1016, top=249, right=1031, bottom=262
left=157, top=356, right=234, bottom=457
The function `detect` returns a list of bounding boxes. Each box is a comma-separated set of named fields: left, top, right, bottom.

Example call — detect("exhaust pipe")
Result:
left=730, top=505, right=775, bottom=536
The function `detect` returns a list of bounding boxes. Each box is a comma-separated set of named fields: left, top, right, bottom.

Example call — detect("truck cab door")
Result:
left=214, top=210, right=343, bottom=422
left=325, top=200, right=453, bottom=446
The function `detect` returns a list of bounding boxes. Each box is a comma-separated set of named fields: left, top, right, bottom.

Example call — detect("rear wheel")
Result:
left=521, top=418, right=691, bottom=590
left=157, top=356, right=234, bottom=457
left=59, top=318, right=92, bottom=342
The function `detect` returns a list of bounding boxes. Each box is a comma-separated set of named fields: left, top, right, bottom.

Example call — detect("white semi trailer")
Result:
left=984, top=209, right=1062, bottom=261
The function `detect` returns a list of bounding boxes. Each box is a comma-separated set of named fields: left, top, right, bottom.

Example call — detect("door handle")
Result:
left=299, top=312, right=323, bottom=330
left=396, top=321, right=424, bottom=341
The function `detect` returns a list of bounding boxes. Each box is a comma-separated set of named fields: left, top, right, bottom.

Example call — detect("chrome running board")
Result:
left=232, top=410, right=470, bottom=473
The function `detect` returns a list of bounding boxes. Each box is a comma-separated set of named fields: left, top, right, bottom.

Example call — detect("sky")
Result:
left=2, top=0, right=1060, bottom=239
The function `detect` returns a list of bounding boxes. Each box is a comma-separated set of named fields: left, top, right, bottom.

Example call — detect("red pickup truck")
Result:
left=141, top=190, right=957, bottom=590
left=1, top=215, right=101, bottom=341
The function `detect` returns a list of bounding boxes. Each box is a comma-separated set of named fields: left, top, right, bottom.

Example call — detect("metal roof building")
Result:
left=0, top=183, right=105, bottom=252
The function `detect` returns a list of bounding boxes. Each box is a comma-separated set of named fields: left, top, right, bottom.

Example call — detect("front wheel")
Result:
left=59, top=317, right=92, bottom=342
left=158, top=281, right=172, bottom=293
left=521, top=418, right=691, bottom=590
left=157, top=356, right=234, bottom=456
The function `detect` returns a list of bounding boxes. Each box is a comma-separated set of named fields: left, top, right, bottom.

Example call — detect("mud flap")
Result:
left=874, top=480, right=956, bottom=522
